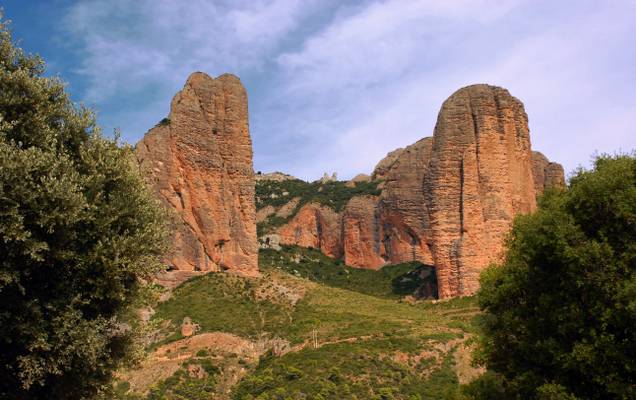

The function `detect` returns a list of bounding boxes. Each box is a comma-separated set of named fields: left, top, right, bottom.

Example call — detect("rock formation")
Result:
left=425, top=85, right=537, bottom=298
left=346, top=173, right=371, bottom=188
left=269, top=84, right=565, bottom=298
left=377, top=137, right=435, bottom=266
left=532, top=151, right=566, bottom=195
left=136, top=72, right=258, bottom=278
left=351, top=173, right=371, bottom=183
left=180, top=317, right=200, bottom=337
left=341, top=196, right=385, bottom=268
left=255, top=171, right=297, bottom=182
left=372, top=147, right=407, bottom=181
left=277, top=203, right=342, bottom=259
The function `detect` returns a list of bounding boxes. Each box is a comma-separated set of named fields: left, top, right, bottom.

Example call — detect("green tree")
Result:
left=0, top=16, right=167, bottom=399
left=471, top=154, right=635, bottom=399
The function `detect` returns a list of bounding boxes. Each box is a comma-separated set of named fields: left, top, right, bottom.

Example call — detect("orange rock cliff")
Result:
left=137, top=75, right=563, bottom=298
left=269, top=84, right=564, bottom=298
left=136, top=72, right=258, bottom=279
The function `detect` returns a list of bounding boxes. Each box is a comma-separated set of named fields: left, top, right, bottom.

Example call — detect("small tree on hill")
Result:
left=0, top=16, right=167, bottom=399
left=466, top=154, right=635, bottom=399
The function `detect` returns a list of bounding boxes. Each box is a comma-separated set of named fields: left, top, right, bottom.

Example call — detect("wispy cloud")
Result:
left=267, top=0, right=636, bottom=179
left=61, top=0, right=329, bottom=141
left=59, top=0, right=636, bottom=180
left=64, top=0, right=317, bottom=102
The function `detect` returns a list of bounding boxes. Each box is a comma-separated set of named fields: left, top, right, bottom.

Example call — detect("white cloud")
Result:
left=268, top=0, right=526, bottom=178
left=265, top=0, right=636, bottom=179
left=277, top=0, right=520, bottom=95
left=64, top=0, right=318, bottom=102
left=60, top=0, right=636, bottom=180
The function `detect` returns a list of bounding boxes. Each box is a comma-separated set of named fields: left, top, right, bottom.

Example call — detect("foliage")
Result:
left=0, top=17, right=167, bottom=399
left=153, top=272, right=292, bottom=342
left=472, top=154, right=636, bottom=400
left=453, top=371, right=508, bottom=400
left=260, top=245, right=437, bottom=299
left=255, top=178, right=381, bottom=233
left=232, top=341, right=459, bottom=400
left=129, top=246, right=480, bottom=398
left=153, top=247, right=476, bottom=343
left=145, top=359, right=220, bottom=400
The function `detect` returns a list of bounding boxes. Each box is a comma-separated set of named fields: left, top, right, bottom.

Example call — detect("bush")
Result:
left=474, top=154, right=636, bottom=399
left=0, top=16, right=167, bottom=399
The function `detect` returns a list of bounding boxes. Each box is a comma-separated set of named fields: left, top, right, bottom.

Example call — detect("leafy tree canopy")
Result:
left=0, top=15, right=167, bottom=399
left=468, top=154, right=635, bottom=400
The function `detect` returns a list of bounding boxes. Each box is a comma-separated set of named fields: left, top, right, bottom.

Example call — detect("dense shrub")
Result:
left=471, top=154, right=636, bottom=400
left=0, top=17, right=167, bottom=399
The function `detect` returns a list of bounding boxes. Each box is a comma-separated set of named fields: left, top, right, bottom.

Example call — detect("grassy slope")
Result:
left=119, top=247, right=480, bottom=399
left=260, top=245, right=437, bottom=300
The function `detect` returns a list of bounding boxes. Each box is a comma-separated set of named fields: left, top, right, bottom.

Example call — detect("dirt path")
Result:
left=123, top=332, right=265, bottom=396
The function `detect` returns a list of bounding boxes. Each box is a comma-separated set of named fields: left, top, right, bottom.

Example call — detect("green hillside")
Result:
left=114, top=246, right=480, bottom=400
left=259, top=245, right=438, bottom=300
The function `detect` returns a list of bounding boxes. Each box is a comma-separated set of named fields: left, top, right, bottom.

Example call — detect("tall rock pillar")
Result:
left=136, top=72, right=258, bottom=277
left=426, top=85, right=537, bottom=298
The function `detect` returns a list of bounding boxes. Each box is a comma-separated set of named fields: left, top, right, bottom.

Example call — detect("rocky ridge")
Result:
left=265, top=84, right=564, bottom=298
left=255, top=171, right=297, bottom=182
left=136, top=73, right=563, bottom=298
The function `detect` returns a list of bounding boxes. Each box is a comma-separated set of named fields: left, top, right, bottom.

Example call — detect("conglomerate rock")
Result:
left=425, top=84, right=537, bottom=298
left=277, top=203, right=342, bottom=259
left=271, top=84, right=564, bottom=298
left=138, top=73, right=568, bottom=298
left=136, top=72, right=258, bottom=277
left=532, top=151, right=566, bottom=195
left=373, top=147, right=407, bottom=181
left=341, top=195, right=385, bottom=269
left=377, top=137, right=435, bottom=266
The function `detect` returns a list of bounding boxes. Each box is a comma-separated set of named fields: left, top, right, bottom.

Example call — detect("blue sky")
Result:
left=3, top=0, right=635, bottom=180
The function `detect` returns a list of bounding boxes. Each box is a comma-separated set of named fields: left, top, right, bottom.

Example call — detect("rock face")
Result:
left=425, top=85, right=538, bottom=298
left=532, top=151, right=566, bottom=195
left=277, top=203, right=341, bottom=258
left=136, top=72, right=258, bottom=277
left=269, top=84, right=564, bottom=298
left=341, top=196, right=385, bottom=269
left=275, top=138, right=438, bottom=270
left=378, top=137, right=435, bottom=266
left=373, top=147, right=407, bottom=181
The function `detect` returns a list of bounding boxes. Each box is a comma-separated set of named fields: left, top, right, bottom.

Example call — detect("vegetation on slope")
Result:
left=233, top=339, right=460, bottom=400
left=153, top=273, right=294, bottom=343
left=116, top=247, right=480, bottom=399
left=256, top=179, right=381, bottom=212
left=260, top=245, right=437, bottom=300
left=256, top=179, right=381, bottom=234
